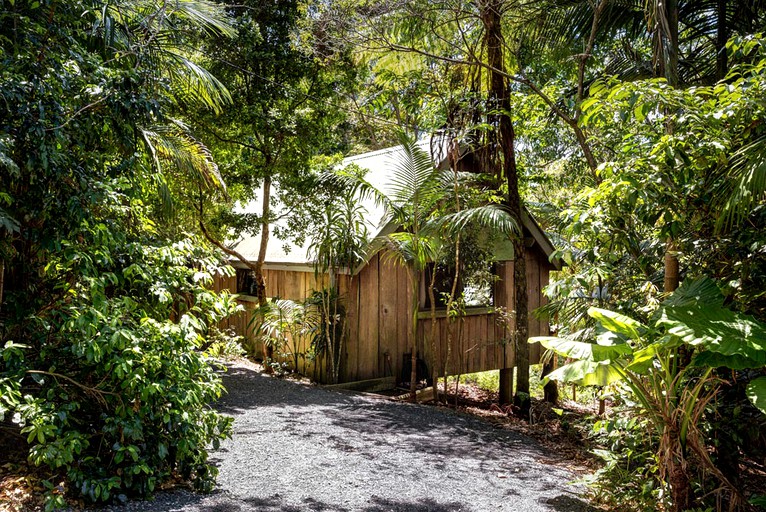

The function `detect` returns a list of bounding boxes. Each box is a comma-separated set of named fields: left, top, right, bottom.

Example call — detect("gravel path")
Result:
left=117, top=362, right=595, bottom=512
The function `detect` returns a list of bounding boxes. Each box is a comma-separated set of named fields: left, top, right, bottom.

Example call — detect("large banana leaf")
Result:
left=662, top=277, right=724, bottom=308
left=746, top=376, right=766, bottom=415
left=588, top=307, right=646, bottom=341
left=545, top=359, right=624, bottom=387
left=660, top=304, right=766, bottom=368
left=532, top=336, right=633, bottom=361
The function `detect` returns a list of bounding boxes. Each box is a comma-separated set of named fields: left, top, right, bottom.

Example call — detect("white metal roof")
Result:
left=229, top=137, right=446, bottom=269
left=229, top=137, right=560, bottom=271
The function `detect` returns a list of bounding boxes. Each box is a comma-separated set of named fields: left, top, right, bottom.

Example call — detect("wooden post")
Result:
left=499, top=367, right=513, bottom=405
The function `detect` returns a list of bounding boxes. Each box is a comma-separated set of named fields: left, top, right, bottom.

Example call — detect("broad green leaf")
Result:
left=663, top=277, right=724, bottom=308
left=691, top=351, right=764, bottom=370
left=628, top=344, right=661, bottom=373
left=588, top=307, right=646, bottom=341
left=746, top=376, right=766, bottom=415
left=531, top=336, right=632, bottom=361
left=545, top=359, right=624, bottom=387
left=661, top=303, right=766, bottom=367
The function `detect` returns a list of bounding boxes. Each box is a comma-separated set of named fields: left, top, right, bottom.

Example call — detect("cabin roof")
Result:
left=230, top=138, right=561, bottom=272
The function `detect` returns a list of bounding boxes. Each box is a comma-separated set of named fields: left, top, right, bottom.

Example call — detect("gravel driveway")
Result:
left=116, top=362, right=595, bottom=512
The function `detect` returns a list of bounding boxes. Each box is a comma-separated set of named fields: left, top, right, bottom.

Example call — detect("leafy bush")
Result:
left=533, top=277, right=766, bottom=511
left=588, top=415, right=663, bottom=510
left=0, top=235, right=239, bottom=508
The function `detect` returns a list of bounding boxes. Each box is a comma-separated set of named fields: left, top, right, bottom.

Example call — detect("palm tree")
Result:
left=347, top=132, right=518, bottom=401
left=307, top=182, right=370, bottom=383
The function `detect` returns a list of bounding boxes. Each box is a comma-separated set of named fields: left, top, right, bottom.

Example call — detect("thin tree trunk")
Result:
left=716, top=0, right=728, bottom=81
left=665, top=0, right=679, bottom=89
left=257, top=175, right=272, bottom=361
left=443, top=236, right=460, bottom=405
left=575, top=0, right=606, bottom=110
left=542, top=313, right=559, bottom=403
left=441, top=147, right=462, bottom=404
left=428, top=268, right=438, bottom=402
left=662, top=0, right=680, bottom=295
left=542, top=359, right=558, bottom=404
left=410, top=269, right=420, bottom=402
left=482, top=0, right=530, bottom=414
left=664, top=240, right=680, bottom=292
left=499, top=367, right=513, bottom=405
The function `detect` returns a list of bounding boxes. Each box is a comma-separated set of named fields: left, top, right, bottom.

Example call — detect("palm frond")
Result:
left=381, top=231, right=439, bottom=271
left=387, top=132, right=443, bottom=211
left=427, top=204, right=519, bottom=238
left=716, top=133, right=766, bottom=231
left=165, top=52, right=233, bottom=113
left=141, top=120, right=226, bottom=193
left=168, top=0, right=236, bottom=38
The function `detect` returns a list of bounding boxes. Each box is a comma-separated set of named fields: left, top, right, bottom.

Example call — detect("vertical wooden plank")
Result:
left=378, top=257, right=399, bottom=378
left=506, top=260, right=516, bottom=369
left=289, top=271, right=303, bottom=300
left=300, top=272, right=308, bottom=299
left=479, top=314, right=488, bottom=373
left=485, top=313, right=494, bottom=372
left=468, top=317, right=476, bottom=374
left=539, top=258, right=550, bottom=336
left=457, top=318, right=467, bottom=376
left=526, top=249, right=541, bottom=364
left=345, top=272, right=361, bottom=382
left=267, top=269, right=279, bottom=298
left=496, top=261, right=516, bottom=369
left=395, top=262, right=411, bottom=384
left=357, top=254, right=380, bottom=380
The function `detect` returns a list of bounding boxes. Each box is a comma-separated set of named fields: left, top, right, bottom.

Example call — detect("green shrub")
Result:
left=0, top=237, right=239, bottom=508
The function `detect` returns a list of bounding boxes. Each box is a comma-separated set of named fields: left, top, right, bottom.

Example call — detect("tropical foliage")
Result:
left=3, top=0, right=766, bottom=509
left=0, top=0, right=240, bottom=508
left=532, top=278, right=766, bottom=510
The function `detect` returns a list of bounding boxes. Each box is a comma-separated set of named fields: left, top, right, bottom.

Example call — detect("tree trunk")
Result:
left=668, top=449, right=692, bottom=512
left=499, top=367, right=513, bottom=405
left=441, top=147, right=462, bottom=404
left=716, top=0, right=729, bottom=81
left=542, top=359, right=558, bottom=404
left=664, top=239, right=680, bottom=292
left=428, top=268, right=438, bottom=402
left=663, top=0, right=680, bottom=294
left=257, top=175, right=272, bottom=361
left=482, top=0, right=529, bottom=416
left=665, top=0, right=679, bottom=89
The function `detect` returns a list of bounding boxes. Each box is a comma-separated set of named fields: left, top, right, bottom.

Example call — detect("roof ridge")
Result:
left=342, top=137, right=438, bottom=165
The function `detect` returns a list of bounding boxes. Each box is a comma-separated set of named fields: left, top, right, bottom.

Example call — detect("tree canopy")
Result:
left=1, top=0, right=765, bottom=510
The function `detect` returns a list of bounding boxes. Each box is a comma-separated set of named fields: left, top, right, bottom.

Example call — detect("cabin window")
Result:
left=463, top=263, right=496, bottom=307
left=236, top=268, right=258, bottom=296
left=422, top=262, right=496, bottom=309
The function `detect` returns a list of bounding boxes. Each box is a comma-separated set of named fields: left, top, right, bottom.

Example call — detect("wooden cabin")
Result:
left=214, top=140, right=561, bottom=387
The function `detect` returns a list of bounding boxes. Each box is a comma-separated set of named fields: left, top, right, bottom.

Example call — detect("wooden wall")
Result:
left=211, top=245, right=552, bottom=385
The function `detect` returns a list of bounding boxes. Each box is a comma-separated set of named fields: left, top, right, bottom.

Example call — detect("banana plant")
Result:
left=531, top=277, right=766, bottom=511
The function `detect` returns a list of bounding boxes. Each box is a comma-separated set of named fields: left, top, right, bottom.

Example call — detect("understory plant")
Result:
left=0, top=235, right=239, bottom=509
left=532, top=277, right=766, bottom=511
left=304, top=288, right=347, bottom=384
left=252, top=298, right=308, bottom=375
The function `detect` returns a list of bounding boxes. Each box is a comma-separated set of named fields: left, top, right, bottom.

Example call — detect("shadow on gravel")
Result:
left=218, top=364, right=549, bottom=462
left=216, top=366, right=358, bottom=415
left=322, top=401, right=548, bottom=461
left=166, top=493, right=471, bottom=512
left=541, top=494, right=600, bottom=512
left=246, top=494, right=468, bottom=512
